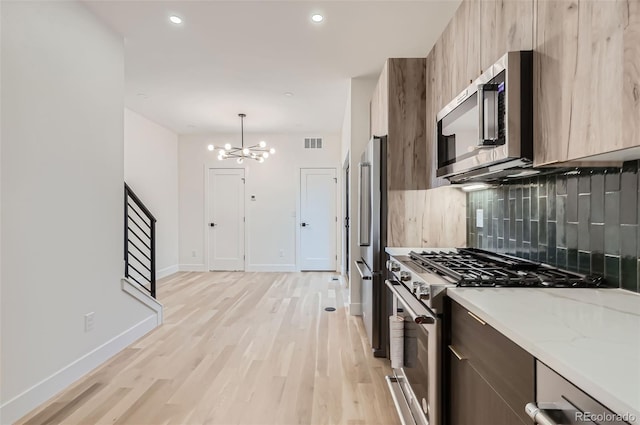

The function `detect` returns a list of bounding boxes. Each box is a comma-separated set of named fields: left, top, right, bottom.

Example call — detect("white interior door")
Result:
left=208, top=168, right=245, bottom=271
left=300, top=168, right=337, bottom=271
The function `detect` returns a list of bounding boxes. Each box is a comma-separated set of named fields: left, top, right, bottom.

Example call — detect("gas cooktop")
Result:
left=409, top=248, right=604, bottom=288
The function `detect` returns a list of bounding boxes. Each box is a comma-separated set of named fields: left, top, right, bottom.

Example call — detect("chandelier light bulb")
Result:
left=206, top=114, right=269, bottom=163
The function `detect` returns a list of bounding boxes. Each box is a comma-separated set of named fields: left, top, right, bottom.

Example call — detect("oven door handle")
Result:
left=385, top=280, right=436, bottom=324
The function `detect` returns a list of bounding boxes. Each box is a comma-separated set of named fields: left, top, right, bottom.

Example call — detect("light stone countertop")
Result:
left=447, top=287, right=640, bottom=424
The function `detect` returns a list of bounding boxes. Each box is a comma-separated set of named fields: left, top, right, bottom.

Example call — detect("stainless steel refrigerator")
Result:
left=355, top=135, right=390, bottom=358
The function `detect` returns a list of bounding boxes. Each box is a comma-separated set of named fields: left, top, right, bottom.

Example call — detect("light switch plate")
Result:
left=476, top=209, right=484, bottom=228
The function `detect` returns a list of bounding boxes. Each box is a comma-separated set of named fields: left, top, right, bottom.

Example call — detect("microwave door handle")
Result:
left=478, top=83, right=486, bottom=146
left=477, top=83, right=500, bottom=148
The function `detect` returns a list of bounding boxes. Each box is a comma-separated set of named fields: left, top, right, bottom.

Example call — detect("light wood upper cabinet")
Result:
left=370, top=58, right=427, bottom=191
left=370, top=62, right=389, bottom=138
left=480, top=0, right=534, bottom=72
left=534, top=0, right=640, bottom=166
left=451, top=0, right=482, bottom=96
left=425, top=51, right=449, bottom=189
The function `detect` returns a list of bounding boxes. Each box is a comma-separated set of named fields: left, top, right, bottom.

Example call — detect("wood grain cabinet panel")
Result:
left=480, top=0, right=534, bottom=72
left=448, top=300, right=535, bottom=425
left=425, top=48, right=453, bottom=189
left=451, top=0, right=481, bottom=96
left=370, top=62, right=389, bottom=138
left=387, top=58, right=427, bottom=191
left=449, top=352, right=530, bottom=425
left=433, top=21, right=455, bottom=112
left=370, top=58, right=427, bottom=190
left=534, top=0, right=640, bottom=166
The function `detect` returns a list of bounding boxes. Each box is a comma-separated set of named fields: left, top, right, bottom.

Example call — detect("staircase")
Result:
left=124, top=183, right=157, bottom=298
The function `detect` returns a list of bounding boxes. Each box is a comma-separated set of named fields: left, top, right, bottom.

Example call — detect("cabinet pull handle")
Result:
left=467, top=311, right=486, bottom=325
left=448, top=345, right=465, bottom=361
left=525, top=403, right=558, bottom=425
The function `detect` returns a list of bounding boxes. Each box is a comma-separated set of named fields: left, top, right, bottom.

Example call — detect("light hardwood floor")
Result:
left=17, top=272, right=400, bottom=425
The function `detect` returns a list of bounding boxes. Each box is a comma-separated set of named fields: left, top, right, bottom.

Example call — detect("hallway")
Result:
left=17, top=272, right=399, bottom=425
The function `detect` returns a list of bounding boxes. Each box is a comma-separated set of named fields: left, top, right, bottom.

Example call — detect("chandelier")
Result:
left=207, top=113, right=275, bottom=164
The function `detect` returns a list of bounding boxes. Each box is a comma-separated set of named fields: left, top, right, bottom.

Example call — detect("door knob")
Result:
left=209, top=223, right=216, bottom=227
left=301, top=222, right=308, bottom=227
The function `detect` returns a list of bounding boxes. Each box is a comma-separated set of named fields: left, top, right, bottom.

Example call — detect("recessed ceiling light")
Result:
left=284, top=92, right=294, bottom=97
left=169, top=15, right=183, bottom=24
left=311, top=14, right=324, bottom=23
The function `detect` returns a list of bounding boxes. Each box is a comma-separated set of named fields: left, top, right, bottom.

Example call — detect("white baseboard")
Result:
left=0, top=315, right=157, bottom=424
left=349, top=302, right=362, bottom=316
left=157, top=264, right=179, bottom=279
left=179, top=263, right=206, bottom=272
left=246, top=264, right=296, bottom=272
left=121, top=278, right=164, bottom=325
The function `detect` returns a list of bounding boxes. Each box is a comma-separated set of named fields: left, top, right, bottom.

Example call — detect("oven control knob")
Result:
left=400, top=271, right=411, bottom=281
left=386, top=260, right=400, bottom=272
left=412, top=281, right=421, bottom=294
left=415, top=315, right=435, bottom=325
left=418, top=285, right=431, bottom=300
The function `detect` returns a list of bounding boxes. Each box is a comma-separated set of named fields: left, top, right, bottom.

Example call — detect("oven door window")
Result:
left=395, top=308, right=432, bottom=423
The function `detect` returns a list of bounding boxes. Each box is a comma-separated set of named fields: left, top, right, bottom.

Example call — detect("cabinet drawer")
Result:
left=450, top=300, right=534, bottom=424
left=449, top=351, right=530, bottom=425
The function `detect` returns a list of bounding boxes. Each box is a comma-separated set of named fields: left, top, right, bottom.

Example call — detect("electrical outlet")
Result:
left=191, top=250, right=196, bottom=258
left=476, top=209, right=484, bottom=228
left=279, top=249, right=284, bottom=257
left=84, top=312, right=95, bottom=332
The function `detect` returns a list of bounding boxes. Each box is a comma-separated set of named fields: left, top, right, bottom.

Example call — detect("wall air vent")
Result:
left=304, top=138, right=323, bottom=149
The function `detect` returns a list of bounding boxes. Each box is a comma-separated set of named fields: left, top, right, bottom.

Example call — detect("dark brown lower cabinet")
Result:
left=449, top=350, right=530, bottom=425
left=447, top=299, right=535, bottom=425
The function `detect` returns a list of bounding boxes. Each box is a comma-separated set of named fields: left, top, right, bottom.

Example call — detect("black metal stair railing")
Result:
left=124, top=183, right=157, bottom=298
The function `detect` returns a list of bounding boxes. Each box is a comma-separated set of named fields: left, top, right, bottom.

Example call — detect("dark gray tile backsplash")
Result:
left=467, top=161, right=640, bottom=293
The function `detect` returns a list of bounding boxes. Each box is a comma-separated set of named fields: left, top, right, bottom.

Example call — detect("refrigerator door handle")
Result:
left=355, top=260, right=372, bottom=280
left=358, top=161, right=371, bottom=246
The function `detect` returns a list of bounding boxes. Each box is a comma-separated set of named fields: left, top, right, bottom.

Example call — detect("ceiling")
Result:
left=85, top=1, right=461, bottom=135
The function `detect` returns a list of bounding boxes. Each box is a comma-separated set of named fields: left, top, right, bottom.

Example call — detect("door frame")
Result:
left=204, top=166, right=247, bottom=272
left=342, top=154, right=350, bottom=277
left=296, top=167, right=339, bottom=272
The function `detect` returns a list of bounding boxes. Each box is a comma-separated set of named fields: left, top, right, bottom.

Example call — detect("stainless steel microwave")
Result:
left=436, top=51, right=533, bottom=183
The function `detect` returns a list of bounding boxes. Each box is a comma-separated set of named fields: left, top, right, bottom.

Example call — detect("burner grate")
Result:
left=409, top=249, right=604, bottom=288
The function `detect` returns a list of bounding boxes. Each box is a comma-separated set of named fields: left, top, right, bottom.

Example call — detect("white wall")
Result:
left=124, top=109, right=179, bottom=278
left=179, top=133, right=341, bottom=272
left=1, top=2, right=156, bottom=422
left=343, top=76, right=377, bottom=315
left=340, top=88, right=352, bottom=276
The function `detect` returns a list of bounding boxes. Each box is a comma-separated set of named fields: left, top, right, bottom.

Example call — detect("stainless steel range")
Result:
left=384, top=247, right=604, bottom=425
